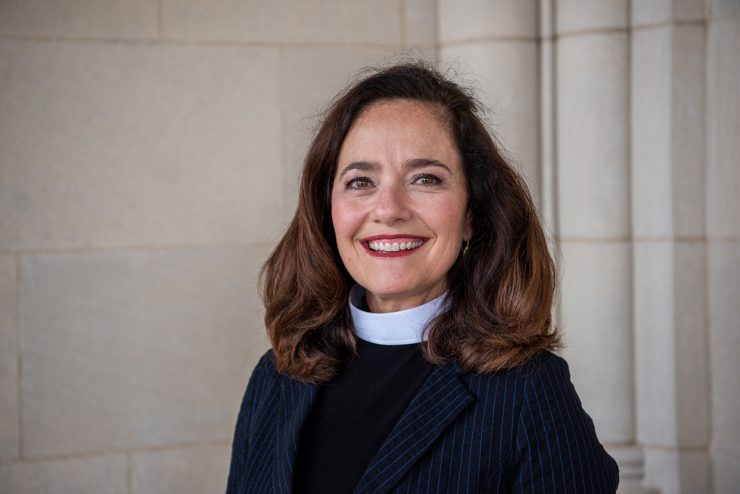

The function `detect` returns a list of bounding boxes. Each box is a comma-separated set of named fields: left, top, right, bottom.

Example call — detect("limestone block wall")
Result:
left=1, top=1, right=738, bottom=494
left=0, top=1, right=435, bottom=492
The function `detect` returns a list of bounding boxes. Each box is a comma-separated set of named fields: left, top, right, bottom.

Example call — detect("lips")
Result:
left=360, top=235, right=427, bottom=257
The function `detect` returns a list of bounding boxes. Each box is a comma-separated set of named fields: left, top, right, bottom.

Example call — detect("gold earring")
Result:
left=463, top=240, right=470, bottom=256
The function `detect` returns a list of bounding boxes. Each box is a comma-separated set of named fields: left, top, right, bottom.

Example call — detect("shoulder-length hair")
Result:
left=261, top=62, right=560, bottom=383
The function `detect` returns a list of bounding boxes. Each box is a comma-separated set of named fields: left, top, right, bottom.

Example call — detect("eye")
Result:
left=346, top=176, right=373, bottom=190
left=413, top=174, right=442, bottom=186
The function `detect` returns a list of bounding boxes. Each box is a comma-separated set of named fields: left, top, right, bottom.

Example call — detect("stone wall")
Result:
left=0, top=1, right=433, bottom=492
left=1, top=1, right=738, bottom=493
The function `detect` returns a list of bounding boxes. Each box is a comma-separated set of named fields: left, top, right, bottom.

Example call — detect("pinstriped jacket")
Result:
left=226, top=350, right=619, bottom=493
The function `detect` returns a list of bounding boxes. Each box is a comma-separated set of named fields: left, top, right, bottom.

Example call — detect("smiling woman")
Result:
left=227, top=62, right=619, bottom=493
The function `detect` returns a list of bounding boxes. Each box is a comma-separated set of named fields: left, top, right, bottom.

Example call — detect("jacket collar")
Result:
left=272, top=362, right=475, bottom=494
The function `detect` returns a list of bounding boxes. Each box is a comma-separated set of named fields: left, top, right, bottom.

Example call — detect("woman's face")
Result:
left=331, top=99, right=472, bottom=313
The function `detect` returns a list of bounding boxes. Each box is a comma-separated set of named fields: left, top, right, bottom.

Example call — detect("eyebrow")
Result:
left=337, top=161, right=377, bottom=178
left=337, top=158, right=452, bottom=178
left=404, top=158, right=452, bottom=174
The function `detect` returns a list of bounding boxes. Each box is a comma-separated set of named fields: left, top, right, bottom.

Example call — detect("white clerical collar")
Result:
left=348, top=285, right=448, bottom=345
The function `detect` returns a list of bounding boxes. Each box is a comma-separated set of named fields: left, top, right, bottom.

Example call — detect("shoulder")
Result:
left=461, top=350, right=571, bottom=395
left=457, top=351, right=579, bottom=432
left=519, top=351, right=574, bottom=394
left=232, top=350, right=282, bottom=437
left=478, top=350, right=590, bottom=433
left=518, top=350, right=571, bottom=379
left=236, top=350, right=280, bottom=413
left=252, top=349, right=278, bottom=378
left=227, top=351, right=282, bottom=491
left=513, top=351, right=592, bottom=419
left=453, top=351, right=575, bottom=439
left=245, top=349, right=280, bottom=396
left=512, top=351, right=586, bottom=425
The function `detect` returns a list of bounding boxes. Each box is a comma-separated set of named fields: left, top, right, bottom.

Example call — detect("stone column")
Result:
left=631, top=1, right=711, bottom=493
left=437, top=0, right=541, bottom=203
left=706, top=2, right=740, bottom=493
left=554, top=1, right=647, bottom=491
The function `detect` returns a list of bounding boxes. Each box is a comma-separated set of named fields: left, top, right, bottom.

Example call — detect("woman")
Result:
left=227, top=63, right=619, bottom=493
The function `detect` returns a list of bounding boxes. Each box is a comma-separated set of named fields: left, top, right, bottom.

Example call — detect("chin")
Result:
left=365, top=286, right=413, bottom=300
left=365, top=282, right=433, bottom=302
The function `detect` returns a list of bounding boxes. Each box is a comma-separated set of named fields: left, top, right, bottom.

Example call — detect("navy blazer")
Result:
left=227, top=350, right=619, bottom=493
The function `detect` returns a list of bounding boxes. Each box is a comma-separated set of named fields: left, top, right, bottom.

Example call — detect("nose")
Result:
left=370, top=185, right=412, bottom=225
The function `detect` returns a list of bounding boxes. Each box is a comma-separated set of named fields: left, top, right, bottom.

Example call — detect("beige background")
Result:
left=0, top=1, right=738, bottom=493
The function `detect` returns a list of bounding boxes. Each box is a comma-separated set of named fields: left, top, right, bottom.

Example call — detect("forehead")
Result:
left=338, top=99, right=458, bottom=163
left=353, top=98, right=448, bottom=126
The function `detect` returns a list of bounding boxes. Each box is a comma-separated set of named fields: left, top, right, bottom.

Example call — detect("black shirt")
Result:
left=293, top=338, right=435, bottom=494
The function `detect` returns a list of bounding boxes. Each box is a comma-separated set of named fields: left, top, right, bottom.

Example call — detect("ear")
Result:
left=463, top=208, right=473, bottom=241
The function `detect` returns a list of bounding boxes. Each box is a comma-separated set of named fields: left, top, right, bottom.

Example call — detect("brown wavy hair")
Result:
left=261, top=62, right=560, bottom=383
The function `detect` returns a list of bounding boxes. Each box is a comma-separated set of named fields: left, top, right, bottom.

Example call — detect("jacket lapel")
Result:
left=272, top=375, right=317, bottom=494
left=353, top=363, right=475, bottom=494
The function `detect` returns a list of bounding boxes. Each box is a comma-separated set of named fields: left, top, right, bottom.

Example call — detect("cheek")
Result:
left=432, top=195, right=469, bottom=238
left=330, top=188, right=342, bottom=232
left=330, top=197, right=355, bottom=244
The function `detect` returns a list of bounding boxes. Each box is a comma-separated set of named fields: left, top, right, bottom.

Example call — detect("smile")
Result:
left=361, top=235, right=427, bottom=257
left=368, top=240, right=423, bottom=252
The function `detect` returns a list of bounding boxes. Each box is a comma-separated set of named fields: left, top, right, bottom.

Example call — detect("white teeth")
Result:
left=368, top=240, right=424, bottom=252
